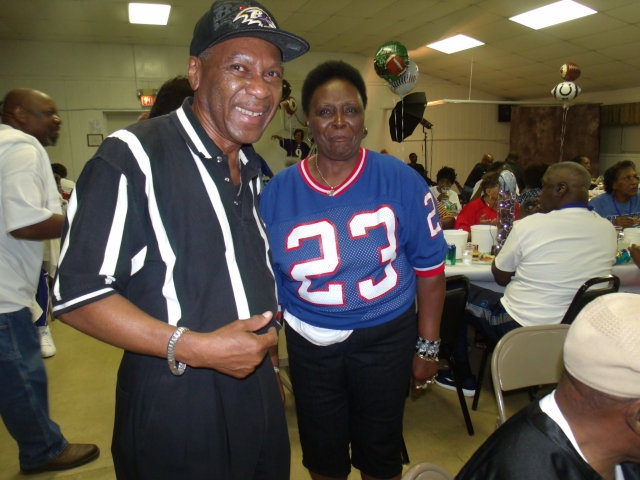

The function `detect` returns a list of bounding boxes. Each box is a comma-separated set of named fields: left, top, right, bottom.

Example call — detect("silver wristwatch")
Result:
left=167, top=326, right=190, bottom=376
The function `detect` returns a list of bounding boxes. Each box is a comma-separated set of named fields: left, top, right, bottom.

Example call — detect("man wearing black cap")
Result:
left=52, top=1, right=308, bottom=479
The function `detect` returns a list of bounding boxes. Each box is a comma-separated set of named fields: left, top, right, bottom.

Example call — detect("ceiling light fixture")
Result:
left=509, top=0, right=596, bottom=30
left=129, top=3, right=171, bottom=25
left=427, top=34, right=484, bottom=54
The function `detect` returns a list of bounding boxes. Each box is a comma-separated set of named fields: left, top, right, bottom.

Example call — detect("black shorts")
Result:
left=285, top=305, right=416, bottom=479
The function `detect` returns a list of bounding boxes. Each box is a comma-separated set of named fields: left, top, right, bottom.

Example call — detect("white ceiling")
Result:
left=1, top=0, right=639, bottom=99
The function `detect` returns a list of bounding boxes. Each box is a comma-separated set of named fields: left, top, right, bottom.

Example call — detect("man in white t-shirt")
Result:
left=456, top=293, right=640, bottom=480
left=0, top=89, right=99, bottom=474
left=436, top=162, right=617, bottom=396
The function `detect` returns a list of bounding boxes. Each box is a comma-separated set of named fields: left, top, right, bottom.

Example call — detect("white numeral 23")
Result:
left=286, top=206, right=398, bottom=306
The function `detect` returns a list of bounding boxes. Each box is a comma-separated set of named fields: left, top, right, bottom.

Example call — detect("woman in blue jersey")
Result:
left=589, top=160, right=640, bottom=227
left=260, top=60, right=447, bottom=480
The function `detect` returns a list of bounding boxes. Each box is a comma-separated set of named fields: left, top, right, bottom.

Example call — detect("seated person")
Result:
left=469, top=161, right=513, bottom=200
left=518, top=162, right=549, bottom=216
left=589, top=160, right=640, bottom=227
left=271, top=128, right=311, bottom=160
left=437, top=162, right=617, bottom=396
left=462, top=153, right=493, bottom=199
left=568, top=155, right=598, bottom=189
left=455, top=171, right=520, bottom=234
left=430, top=166, right=462, bottom=213
left=456, top=293, right=640, bottom=480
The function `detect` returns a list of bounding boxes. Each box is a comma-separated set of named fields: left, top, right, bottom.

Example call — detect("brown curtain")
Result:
left=601, top=103, right=640, bottom=126
left=509, top=104, right=600, bottom=174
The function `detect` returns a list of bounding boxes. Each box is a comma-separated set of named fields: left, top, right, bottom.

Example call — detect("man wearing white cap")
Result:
left=456, top=293, right=640, bottom=480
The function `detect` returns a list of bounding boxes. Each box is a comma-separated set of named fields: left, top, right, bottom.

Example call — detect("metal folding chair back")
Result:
left=491, top=324, right=569, bottom=426
left=561, top=275, right=620, bottom=325
left=439, top=275, right=475, bottom=436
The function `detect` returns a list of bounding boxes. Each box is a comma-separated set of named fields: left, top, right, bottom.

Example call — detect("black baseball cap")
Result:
left=190, top=0, right=309, bottom=62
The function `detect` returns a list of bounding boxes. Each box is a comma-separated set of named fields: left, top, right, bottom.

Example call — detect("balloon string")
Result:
left=559, top=105, right=569, bottom=162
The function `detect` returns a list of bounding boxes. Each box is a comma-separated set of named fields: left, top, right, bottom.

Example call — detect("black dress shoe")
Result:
left=21, top=443, right=100, bottom=474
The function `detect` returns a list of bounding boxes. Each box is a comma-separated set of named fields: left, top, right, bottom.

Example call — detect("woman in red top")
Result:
left=455, top=171, right=519, bottom=232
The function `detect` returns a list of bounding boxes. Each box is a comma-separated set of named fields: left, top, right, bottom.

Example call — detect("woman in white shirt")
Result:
left=430, top=166, right=462, bottom=213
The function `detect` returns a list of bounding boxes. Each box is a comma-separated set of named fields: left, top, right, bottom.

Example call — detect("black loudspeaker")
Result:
left=498, top=104, right=511, bottom=122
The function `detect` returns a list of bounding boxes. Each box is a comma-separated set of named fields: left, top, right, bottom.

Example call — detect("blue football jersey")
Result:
left=260, top=148, right=446, bottom=330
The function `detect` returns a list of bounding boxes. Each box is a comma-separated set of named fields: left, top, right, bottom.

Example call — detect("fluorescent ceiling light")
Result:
left=129, top=3, right=171, bottom=25
left=427, top=34, right=484, bottom=54
left=510, top=0, right=596, bottom=30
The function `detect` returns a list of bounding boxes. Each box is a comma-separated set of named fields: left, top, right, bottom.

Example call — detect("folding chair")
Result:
left=492, top=324, right=569, bottom=426
left=561, top=275, right=620, bottom=324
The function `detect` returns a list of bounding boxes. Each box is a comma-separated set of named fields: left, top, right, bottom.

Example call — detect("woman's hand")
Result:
left=613, top=216, right=638, bottom=228
left=437, top=192, right=449, bottom=202
left=270, top=135, right=282, bottom=141
left=479, top=214, right=497, bottom=226
left=411, top=355, right=438, bottom=397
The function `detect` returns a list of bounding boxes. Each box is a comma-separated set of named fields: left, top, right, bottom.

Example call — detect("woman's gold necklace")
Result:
left=315, top=155, right=337, bottom=196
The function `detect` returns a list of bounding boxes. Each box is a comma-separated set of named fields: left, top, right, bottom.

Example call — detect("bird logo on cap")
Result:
left=234, top=7, right=276, bottom=28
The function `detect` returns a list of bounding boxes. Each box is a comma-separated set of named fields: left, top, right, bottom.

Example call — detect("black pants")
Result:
left=112, top=352, right=289, bottom=480
left=286, top=306, right=416, bottom=479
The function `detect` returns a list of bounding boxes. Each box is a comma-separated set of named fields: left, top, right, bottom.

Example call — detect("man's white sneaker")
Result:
left=38, top=325, right=57, bottom=358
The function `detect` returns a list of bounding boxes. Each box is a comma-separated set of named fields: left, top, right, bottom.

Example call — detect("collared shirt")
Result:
left=53, top=98, right=278, bottom=333
left=540, top=391, right=625, bottom=480
left=0, top=124, right=62, bottom=313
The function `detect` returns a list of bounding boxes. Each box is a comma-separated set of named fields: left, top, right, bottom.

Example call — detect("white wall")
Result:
left=0, top=39, right=511, bottom=183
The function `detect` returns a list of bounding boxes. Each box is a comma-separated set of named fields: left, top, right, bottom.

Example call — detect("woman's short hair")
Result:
left=523, top=163, right=549, bottom=189
left=301, top=60, right=368, bottom=115
left=603, top=160, right=636, bottom=194
left=436, top=166, right=457, bottom=183
left=148, top=76, right=194, bottom=119
left=480, top=171, right=501, bottom=194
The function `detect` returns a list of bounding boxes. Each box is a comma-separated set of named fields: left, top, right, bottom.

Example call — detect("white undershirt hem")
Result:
left=283, top=310, right=352, bottom=346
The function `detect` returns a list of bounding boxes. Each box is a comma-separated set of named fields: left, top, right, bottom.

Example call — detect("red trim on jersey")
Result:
left=299, top=148, right=368, bottom=197
left=414, top=262, right=445, bottom=277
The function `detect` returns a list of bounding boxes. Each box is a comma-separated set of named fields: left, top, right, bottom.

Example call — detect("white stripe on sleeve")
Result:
left=110, top=130, right=182, bottom=326
left=99, top=173, right=128, bottom=277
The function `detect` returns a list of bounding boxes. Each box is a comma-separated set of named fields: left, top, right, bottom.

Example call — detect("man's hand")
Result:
left=270, top=135, right=282, bottom=141
left=183, top=313, right=278, bottom=378
left=437, top=192, right=449, bottom=202
left=629, top=244, right=640, bottom=269
left=60, top=295, right=279, bottom=380
left=614, top=216, right=639, bottom=228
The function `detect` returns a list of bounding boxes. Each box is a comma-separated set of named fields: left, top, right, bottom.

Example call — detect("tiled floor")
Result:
left=0, top=321, right=533, bottom=480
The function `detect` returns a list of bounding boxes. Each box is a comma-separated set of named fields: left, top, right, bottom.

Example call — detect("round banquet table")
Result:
left=445, top=262, right=640, bottom=294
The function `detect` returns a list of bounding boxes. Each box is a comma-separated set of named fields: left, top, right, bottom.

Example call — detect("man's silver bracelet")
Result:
left=167, top=327, right=190, bottom=376
left=415, top=336, right=440, bottom=361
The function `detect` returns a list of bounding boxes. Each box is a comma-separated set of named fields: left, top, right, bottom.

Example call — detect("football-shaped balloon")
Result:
left=385, top=54, right=407, bottom=77
left=560, top=62, right=581, bottom=81
left=374, top=41, right=409, bottom=82
left=388, top=60, right=419, bottom=99
left=282, top=97, right=297, bottom=115
left=551, top=82, right=581, bottom=102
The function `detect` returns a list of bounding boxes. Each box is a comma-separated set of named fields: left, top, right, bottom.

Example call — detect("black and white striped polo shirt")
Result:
left=52, top=98, right=278, bottom=333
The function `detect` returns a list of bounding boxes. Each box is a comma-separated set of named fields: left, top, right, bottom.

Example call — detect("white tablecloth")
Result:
left=444, top=262, right=640, bottom=294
